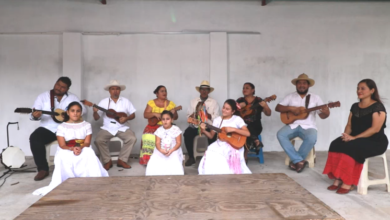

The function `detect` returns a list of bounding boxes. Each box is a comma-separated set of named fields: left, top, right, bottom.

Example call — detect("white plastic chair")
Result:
left=45, top=141, right=58, bottom=166
left=108, top=137, right=123, bottom=161
left=193, top=135, right=208, bottom=159
left=284, top=137, right=316, bottom=168
left=358, top=152, right=390, bottom=195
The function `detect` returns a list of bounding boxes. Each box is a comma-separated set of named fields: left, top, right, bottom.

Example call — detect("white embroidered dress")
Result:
left=145, top=125, right=184, bottom=176
left=33, top=121, right=108, bottom=196
left=198, top=115, right=252, bottom=175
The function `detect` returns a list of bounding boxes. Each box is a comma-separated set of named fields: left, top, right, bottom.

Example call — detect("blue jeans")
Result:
left=276, top=125, right=317, bottom=164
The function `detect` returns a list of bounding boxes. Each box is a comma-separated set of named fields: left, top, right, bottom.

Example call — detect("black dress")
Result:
left=328, top=102, right=388, bottom=163
left=236, top=97, right=264, bottom=148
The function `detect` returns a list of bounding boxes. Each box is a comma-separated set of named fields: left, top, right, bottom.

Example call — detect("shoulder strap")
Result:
left=49, top=90, right=57, bottom=122
left=305, top=94, right=311, bottom=109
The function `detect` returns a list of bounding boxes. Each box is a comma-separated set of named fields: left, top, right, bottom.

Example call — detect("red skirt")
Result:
left=323, top=152, right=364, bottom=186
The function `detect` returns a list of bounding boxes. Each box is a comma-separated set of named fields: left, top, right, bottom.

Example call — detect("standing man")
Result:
left=275, top=73, right=330, bottom=173
left=30, top=77, right=84, bottom=181
left=184, top=80, right=220, bottom=166
left=94, top=80, right=137, bottom=170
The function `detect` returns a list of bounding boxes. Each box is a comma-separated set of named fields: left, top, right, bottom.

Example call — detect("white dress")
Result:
left=198, top=115, right=252, bottom=175
left=145, top=125, right=184, bottom=176
left=33, top=121, right=109, bottom=196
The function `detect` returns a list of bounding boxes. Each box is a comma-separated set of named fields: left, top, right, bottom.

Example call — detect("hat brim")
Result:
left=196, top=86, right=214, bottom=93
left=291, top=79, right=315, bottom=87
left=104, top=85, right=126, bottom=91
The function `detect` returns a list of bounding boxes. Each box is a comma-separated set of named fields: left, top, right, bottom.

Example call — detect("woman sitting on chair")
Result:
left=323, top=79, right=388, bottom=194
left=33, top=102, right=108, bottom=196
left=198, top=99, right=251, bottom=175
left=236, top=82, right=271, bottom=160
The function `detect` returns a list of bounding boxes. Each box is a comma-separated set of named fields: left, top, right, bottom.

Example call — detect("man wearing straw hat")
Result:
left=93, top=80, right=137, bottom=170
left=275, top=73, right=330, bottom=173
left=184, top=80, right=220, bottom=166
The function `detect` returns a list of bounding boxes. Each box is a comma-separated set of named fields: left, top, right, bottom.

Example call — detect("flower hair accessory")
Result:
left=235, top=102, right=241, bottom=110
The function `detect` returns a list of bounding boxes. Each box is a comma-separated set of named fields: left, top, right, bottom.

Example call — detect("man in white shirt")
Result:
left=94, top=80, right=137, bottom=170
left=275, top=74, right=330, bottom=173
left=30, top=77, right=84, bottom=181
left=184, top=80, right=220, bottom=166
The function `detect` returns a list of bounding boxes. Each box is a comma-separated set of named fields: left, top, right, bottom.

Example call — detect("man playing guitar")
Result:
left=30, top=77, right=84, bottom=181
left=184, top=80, right=220, bottom=166
left=275, top=73, right=330, bottom=173
left=93, top=80, right=137, bottom=170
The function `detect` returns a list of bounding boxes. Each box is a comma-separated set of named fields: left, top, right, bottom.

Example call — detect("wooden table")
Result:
left=17, top=173, right=343, bottom=219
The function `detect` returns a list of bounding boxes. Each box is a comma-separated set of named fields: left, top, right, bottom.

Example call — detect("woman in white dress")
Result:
left=146, top=110, right=184, bottom=176
left=33, top=102, right=108, bottom=196
left=198, top=99, right=252, bottom=175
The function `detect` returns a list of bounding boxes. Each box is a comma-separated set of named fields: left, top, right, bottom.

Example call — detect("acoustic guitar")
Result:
left=81, top=100, right=128, bottom=124
left=239, top=95, right=277, bottom=118
left=280, top=101, right=341, bottom=125
left=14, top=108, right=66, bottom=123
left=187, top=117, right=247, bottom=150
left=148, top=106, right=182, bottom=126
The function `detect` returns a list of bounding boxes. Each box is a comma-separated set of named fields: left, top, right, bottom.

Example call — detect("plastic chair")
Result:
left=358, top=152, right=390, bottom=195
left=284, top=137, right=316, bottom=168
left=108, top=137, right=123, bottom=161
left=45, top=141, right=58, bottom=166
left=193, top=135, right=208, bottom=159
left=247, top=135, right=264, bottom=164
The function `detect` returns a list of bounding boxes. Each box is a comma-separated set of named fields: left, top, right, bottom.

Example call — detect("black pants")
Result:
left=30, top=127, right=57, bottom=171
left=184, top=126, right=216, bottom=159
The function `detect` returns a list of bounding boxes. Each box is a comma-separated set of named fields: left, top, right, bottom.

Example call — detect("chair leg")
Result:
left=307, top=148, right=315, bottom=168
left=382, top=154, right=390, bottom=192
left=259, top=148, right=264, bottom=164
left=358, top=160, right=369, bottom=195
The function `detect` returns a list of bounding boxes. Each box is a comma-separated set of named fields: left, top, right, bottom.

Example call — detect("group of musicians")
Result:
left=28, top=73, right=387, bottom=195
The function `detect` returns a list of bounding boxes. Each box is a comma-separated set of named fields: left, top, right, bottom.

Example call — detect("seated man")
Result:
left=275, top=73, right=329, bottom=173
left=184, top=80, right=219, bottom=166
left=94, top=80, right=137, bottom=170
left=30, top=76, right=84, bottom=181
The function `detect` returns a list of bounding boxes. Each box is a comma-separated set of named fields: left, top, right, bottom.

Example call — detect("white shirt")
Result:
left=186, top=97, right=220, bottom=127
left=278, top=92, right=324, bottom=130
left=31, top=91, right=84, bottom=133
left=97, top=97, right=136, bottom=136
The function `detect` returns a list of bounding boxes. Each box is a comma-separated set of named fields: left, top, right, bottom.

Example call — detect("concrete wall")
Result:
left=0, top=0, right=389, bottom=156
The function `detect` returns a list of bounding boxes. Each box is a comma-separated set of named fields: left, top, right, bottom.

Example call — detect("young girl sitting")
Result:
left=146, top=110, right=184, bottom=176
left=198, top=99, right=251, bottom=175
left=33, top=101, right=108, bottom=196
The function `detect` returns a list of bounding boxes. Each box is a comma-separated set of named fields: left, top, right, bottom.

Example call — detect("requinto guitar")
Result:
left=239, top=95, right=277, bottom=118
left=14, top=108, right=66, bottom=123
left=81, top=100, right=128, bottom=123
left=187, top=117, right=247, bottom=150
left=148, top=106, right=182, bottom=126
left=280, top=101, right=341, bottom=125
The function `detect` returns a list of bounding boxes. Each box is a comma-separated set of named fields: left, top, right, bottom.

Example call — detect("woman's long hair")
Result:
left=224, top=99, right=240, bottom=116
left=358, top=79, right=382, bottom=104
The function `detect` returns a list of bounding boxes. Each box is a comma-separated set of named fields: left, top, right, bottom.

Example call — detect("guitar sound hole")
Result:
left=227, top=133, right=232, bottom=138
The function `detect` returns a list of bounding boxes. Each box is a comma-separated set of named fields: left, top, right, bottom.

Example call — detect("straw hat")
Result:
left=291, top=73, right=315, bottom=87
left=195, top=80, right=214, bottom=93
left=104, top=80, right=126, bottom=91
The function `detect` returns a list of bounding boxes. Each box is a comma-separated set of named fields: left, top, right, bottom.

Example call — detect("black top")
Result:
left=236, top=97, right=264, bottom=135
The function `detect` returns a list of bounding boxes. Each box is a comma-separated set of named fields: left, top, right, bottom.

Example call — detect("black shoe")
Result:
left=185, top=158, right=195, bottom=166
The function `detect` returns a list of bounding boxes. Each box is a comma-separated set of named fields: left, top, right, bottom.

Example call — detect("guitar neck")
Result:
left=306, top=104, right=329, bottom=112
left=41, top=110, right=56, bottom=115
left=93, top=104, right=109, bottom=113
left=205, top=123, right=222, bottom=133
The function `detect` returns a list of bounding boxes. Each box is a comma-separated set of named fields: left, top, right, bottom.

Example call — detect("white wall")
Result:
left=0, top=0, right=389, bottom=156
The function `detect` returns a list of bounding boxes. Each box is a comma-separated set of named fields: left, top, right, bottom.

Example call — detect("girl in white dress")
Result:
left=198, top=99, right=252, bottom=175
left=33, top=102, right=108, bottom=196
left=146, top=110, right=184, bottom=176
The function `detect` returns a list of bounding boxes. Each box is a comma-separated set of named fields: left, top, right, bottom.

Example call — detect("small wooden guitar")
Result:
left=240, top=95, right=277, bottom=118
left=187, top=117, right=247, bottom=150
left=280, top=101, right=341, bottom=124
left=148, top=106, right=182, bottom=126
left=14, top=108, right=66, bottom=123
left=81, top=100, right=128, bottom=124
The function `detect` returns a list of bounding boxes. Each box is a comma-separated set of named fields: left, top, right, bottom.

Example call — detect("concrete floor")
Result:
left=1, top=151, right=389, bottom=220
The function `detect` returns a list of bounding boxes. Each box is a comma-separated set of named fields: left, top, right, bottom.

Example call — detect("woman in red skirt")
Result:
left=323, top=79, right=388, bottom=194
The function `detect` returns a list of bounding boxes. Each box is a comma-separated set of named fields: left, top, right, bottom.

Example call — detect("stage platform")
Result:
left=16, top=173, right=343, bottom=219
